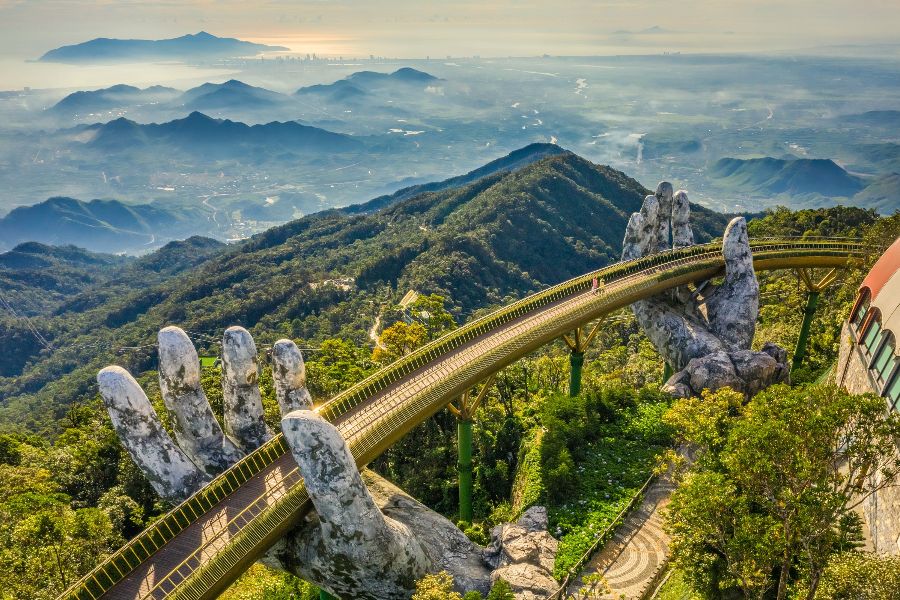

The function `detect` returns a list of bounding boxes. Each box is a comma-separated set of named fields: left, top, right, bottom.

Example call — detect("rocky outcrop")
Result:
left=624, top=182, right=790, bottom=398
left=485, top=507, right=559, bottom=599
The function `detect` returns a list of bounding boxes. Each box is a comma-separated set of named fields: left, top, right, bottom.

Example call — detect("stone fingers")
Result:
left=158, top=327, right=243, bottom=474
left=98, top=365, right=209, bottom=502
left=281, top=411, right=427, bottom=570
left=621, top=194, right=660, bottom=261
left=654, top=181, right=674, bottom=252
left=222, top=326, right=273, bottom=452
left=706, top=217, right=759, bottom=350
left=271, top=339, right=314, bottom=416
left=672, top=189, right=694, bottom=248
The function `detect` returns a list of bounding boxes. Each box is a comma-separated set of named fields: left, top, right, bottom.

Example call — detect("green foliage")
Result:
left=412, top=571, right=463, bottom=600
left=2, top=153, right=729, bottom=434
left=749, top=206, right=900, bottom=381
left=306, top=337, right=374, bottom=398
left=654, top=570, right=702, bottom=600
left=540, top=384, right=673, bottom=579
left=792, top=552, right=900, bottom=600
left=486, top=578, right=515, bottom=600
left=0, top=402, right=157, bottom=598
left=220, top=564, right=319, bottom=600
left=463, top=592, right=484, bottom=600
left=664, top=385, right=900, bottom=600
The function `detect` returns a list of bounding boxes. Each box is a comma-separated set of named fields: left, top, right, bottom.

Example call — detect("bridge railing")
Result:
left=60, top=237, right=868, bottom=599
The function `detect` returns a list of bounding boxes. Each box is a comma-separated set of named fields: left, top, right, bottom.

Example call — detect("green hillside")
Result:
left=0, top=152, right=729, bottom=432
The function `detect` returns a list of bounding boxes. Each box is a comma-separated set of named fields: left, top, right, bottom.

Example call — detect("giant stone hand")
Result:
left=98, top=326, right=557, bottom=599
left=622, top=183, right=789, bottom=397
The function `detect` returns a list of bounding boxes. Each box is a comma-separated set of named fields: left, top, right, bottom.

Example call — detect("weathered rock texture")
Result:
left=98, top=327, right=557, bottom=599
left=623, top=183, right=789, bottom=397
left=484, top=506, right=559, bottom=598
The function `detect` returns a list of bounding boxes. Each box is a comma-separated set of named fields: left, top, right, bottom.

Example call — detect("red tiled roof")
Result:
left=861, top=237, right=900, bottom=301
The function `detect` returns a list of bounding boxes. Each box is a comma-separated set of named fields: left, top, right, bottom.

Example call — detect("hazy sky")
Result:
left=1, top=0, right=900, bottom=59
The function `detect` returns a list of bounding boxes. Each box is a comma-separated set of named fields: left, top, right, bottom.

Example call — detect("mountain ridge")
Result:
left=710, top=156, right=864, bottom=197
left=0, top=151, right=733, bottom=431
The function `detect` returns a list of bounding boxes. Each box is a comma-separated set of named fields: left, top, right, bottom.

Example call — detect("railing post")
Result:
left=458, top=418, right=474, bottom=523
left=569, top=351, right=585, bottom=397
left=792, top=290, right=820, bottom=371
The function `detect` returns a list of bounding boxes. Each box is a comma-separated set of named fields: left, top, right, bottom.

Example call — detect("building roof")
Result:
left=861, top=237, right=900, bottom=302
left=866, top=237, right=900, bottom=355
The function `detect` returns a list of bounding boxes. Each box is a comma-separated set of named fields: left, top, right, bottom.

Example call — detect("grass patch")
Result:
left=549, top=402, right=671, bottom=579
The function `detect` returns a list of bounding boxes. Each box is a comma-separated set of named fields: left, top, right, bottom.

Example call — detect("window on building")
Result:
left=886, top=371, right=900, bottom=412
left=852, top=293, right=870, bottom=329
left=872, top=333, right=898, bottom=386
left=863, top=318, right=882, bottom=355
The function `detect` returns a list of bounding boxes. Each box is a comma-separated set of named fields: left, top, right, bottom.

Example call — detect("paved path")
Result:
left=568, top=476, right=675, bottom=600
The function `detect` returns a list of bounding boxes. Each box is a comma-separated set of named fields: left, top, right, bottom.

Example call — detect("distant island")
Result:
left=38, top=31, right=288, bottom=64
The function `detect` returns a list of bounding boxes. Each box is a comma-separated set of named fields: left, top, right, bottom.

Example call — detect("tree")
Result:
left=372, top=321, right=429, bottom=364
left=486, top=578, right=515, bottom=600
left=408, top=294, right=458, bottom=340
left=664, top=385, right=900, bottom=600
left=306, top=338, right=374, bottom=398
left=793, top=552, right=900, bottom=600
left=412, top=571, right=463, bottom=600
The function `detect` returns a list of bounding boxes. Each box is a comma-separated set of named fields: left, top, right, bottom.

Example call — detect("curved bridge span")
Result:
left=62, top=238, right=867, bottom=600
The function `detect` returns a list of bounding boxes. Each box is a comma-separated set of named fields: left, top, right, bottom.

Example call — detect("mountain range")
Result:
left=0, top=150, right=731, bottom=430
left=39, top=31, right=287, bottom=63
left=1, top=144, right=571, bottom=254
left=81, top=111, right=359, bottom=154
left=48, top=84, right=180, bottom=116
left=49, top=68, right=440, bottom=119
left=0, top=197, right=213, bottom=254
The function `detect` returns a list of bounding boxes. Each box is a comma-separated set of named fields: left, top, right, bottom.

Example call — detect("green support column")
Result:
left=663, top=361, right=673, bottom=382
left=792, top=290, right=821, bottom=371
left=457, top=419, right=474, bottom=523
left=569, top=351, right=585, bottom=397
left=320, top=590, right=339, bottom=600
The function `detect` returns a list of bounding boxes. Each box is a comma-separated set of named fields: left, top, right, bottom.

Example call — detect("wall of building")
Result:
left=836, top=321, right=900, bottom=555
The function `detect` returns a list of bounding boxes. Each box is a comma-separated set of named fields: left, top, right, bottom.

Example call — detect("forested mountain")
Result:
left=0, top=152, right=730, bottom=431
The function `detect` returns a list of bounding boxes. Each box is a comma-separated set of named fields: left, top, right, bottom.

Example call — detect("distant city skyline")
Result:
left=2, top=0, right=900, bottom=61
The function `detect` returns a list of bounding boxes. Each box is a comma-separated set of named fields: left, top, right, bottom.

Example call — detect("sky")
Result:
left=2, top=0, right=900, bottom=61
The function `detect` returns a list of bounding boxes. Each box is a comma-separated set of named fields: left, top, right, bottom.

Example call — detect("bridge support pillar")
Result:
left=457, top=418, right=474, bottom=523
left=792, top=289, right=821, bottom=372
left=447, top=376, right=495, bottom=525
left=791, top=268, right=838, bottom=373
left=320, top=591, right=339, bottom=600
left=663, top=361, right=673, bottom=383
left=569, top=351, right=585, bottom=397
